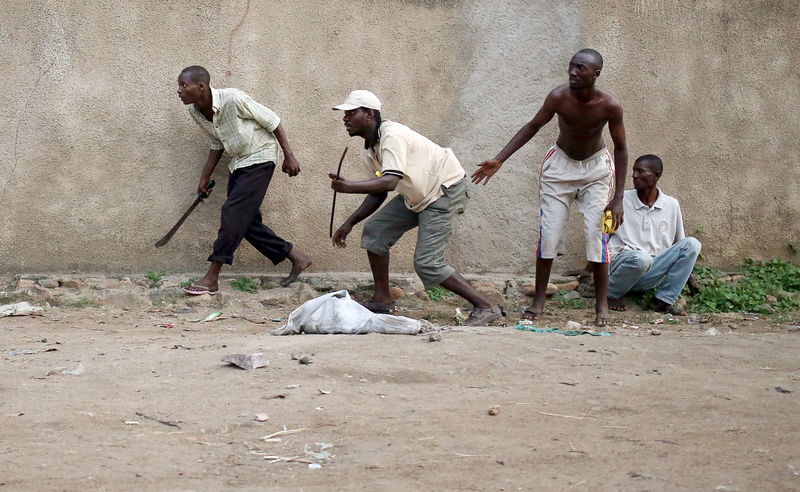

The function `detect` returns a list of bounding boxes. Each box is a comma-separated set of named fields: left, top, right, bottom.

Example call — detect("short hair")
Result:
left=635, top=154, right=663, bottom=174
left=576, top=49, right=603, bottom=71
left=179, top=65, right=210, bottom=84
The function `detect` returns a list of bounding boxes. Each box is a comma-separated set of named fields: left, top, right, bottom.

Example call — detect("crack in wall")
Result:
left=4, top=59, right=57, bottom=202
left=225, top=0, right=252, bottom=78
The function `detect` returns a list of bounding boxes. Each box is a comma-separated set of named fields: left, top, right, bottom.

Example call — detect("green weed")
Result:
left=553, top=294, right=585, bottom=309
left=180, top=279, right=196, bottom=288
left=230, top=277, right=260, bottom=293
left=688, top=259, right=800, bottom=314
left=426, top=286, right=455, bottom=302
left=145, top=270, right=166, bottom=288
left=0, top=291, right=29, bottom=304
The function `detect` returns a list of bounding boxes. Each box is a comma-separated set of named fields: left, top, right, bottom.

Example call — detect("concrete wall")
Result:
left=2, top=0, right=798, bottom=275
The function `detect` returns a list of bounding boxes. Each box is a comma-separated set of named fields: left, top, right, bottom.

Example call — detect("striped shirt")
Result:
left=188, top=87, right=281, bottom=173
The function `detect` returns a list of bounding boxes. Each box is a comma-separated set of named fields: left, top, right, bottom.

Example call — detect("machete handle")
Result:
left=200, top=179, right=215, bottom=199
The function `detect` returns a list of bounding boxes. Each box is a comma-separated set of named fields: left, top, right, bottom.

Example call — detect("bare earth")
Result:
left=2, top=284, right=800, bottom=491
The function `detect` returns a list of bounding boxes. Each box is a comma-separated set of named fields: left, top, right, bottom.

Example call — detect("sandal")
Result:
left=464, top=305, right=505, bottom=326
left=521, top=307, right=543, bottom=321
left=183, top=285, right=219, bottom=296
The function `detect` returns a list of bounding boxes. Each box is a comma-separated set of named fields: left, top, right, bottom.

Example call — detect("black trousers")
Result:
left=208, top=162, right=292, bottom=265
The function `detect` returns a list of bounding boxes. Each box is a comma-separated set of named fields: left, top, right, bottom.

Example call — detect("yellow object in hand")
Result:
left=601, top=210, right=616, bottom=234
left=375, top=171, right=382, bottom=177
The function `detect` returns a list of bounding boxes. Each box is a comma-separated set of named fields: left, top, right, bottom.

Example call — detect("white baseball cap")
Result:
left=332, top=90, right=382, bottom=111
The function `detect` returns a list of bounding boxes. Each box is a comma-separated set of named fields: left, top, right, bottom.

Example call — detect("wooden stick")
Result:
left=537, top=411, right=584, bottom=420
left=329, top=147, right=348, bottom=238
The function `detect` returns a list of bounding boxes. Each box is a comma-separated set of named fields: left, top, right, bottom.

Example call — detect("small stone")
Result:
left=93, top=290, right=142, bottom=308
left=650, top=329, right=661, bottom=336
left=702, top=327, right=719, bottom=336
left=307, top=278, right=333, bottom=292
left=577, top=283, right=596, bottom=298
left=556, top=280, right=580, bottom=292
left=389, top=287, right=406, bottom=300
left=545, top=283, right=558, bottom=296
left=185, top=293, right=213, bottom=306
left=520, top=282, right=536, bottom=296
left=562, top=290, right=582, bottom=300
left=58, top=279, right=86, bottom=289
left=414, top=290, right=430, bottom=301
left=759, top=303, right=775, bottom=314
left=17, top=279, right=35, bottom=289
left=488, top=406, right=500, bottom=416
left=254, top=413, right=269, bottom=422
left=428, top=332, right=441, bottom=342
left=729, top=275, right=744, bottom=283
left=765, top=295, right=778, bottom=304
left=221, top=353, right=268, bottom=370
left=86, top=278, right=123, bottom=290
left=31, top=285, right=54, bottom=301
left=37, top=278, right=59, bottom=289
left=565, top=320, right=582, bottom=331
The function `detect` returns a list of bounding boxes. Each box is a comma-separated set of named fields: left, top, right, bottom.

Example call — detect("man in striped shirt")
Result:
left=177, top=66, right=311, bottom=295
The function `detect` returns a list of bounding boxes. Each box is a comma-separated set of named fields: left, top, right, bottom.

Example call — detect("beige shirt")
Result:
left=361, top=120, right=466, bottom=212
left=188, top=87, right=281, bottom=173
left=608, top=189, right=686, bottom=260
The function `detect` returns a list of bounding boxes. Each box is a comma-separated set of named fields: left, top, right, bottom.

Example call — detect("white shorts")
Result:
left=536, top=145, right=614, bottom=263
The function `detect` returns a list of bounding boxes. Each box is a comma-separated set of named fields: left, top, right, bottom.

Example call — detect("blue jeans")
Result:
left=608, top=237, right=701, bottom=305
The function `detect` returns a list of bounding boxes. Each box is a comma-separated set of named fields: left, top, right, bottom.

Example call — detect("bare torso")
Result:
left=551, top=84, right=619, bottom=160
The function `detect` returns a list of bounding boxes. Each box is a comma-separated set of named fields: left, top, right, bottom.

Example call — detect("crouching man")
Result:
left=607, top=154, right=701, bottom=314
left=329, top=90, right=504, bottom=326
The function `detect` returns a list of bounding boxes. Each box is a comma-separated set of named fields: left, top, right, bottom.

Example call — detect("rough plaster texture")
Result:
left=1, top=0, right=797, bottom=275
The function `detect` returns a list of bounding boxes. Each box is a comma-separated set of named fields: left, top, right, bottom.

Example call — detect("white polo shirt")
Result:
left=608, top=188, right=685, bottom=260
left=361, top=120, right=466, bottom=212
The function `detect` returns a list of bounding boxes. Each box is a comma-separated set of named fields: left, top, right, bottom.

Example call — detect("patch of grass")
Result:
left=230, top=277, right=260, bottom=293
left=553, top=294, right=585, bottom=309
left=0, top=291, right=29, bottom=304
left=180, top=279, right=196, bottom=288
left=425, top=286, right=455, bottom=302
left=688, top=259, right=800, bottom=314
left=145, top=270, right=166, bottom=288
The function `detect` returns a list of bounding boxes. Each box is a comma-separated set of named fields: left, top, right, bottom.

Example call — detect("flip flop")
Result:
left=521, top=307, right=543, bottom=321
left=183, top=285, right=219, bottom=296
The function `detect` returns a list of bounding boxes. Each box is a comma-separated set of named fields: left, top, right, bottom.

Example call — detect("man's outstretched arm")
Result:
left=471, top=93, right=557, bottom=185
left=606, top=102, right=627, bottom=229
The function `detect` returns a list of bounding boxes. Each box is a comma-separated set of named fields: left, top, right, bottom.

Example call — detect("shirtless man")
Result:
left=471, top=49, right=627, bottom=325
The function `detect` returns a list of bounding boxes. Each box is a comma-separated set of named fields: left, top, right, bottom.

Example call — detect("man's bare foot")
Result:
left=280, top=248, right=312, bottom=287
left=608, top=298, right=626, bottom=311
left=360, top=299, right=396, bottom=314
left=650, top=298, right=686, bottom=316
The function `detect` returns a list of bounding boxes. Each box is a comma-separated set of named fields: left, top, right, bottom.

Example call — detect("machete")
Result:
left=329, top=147, right=348, bottom=238
left=155, top=180, right=215, bottom=248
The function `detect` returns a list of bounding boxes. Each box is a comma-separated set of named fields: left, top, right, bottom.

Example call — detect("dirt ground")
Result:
left=2, top=284, right=800, bottom=491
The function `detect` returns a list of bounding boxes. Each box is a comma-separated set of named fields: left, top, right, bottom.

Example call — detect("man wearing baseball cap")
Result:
left=329, top=90, right=504, bottom=325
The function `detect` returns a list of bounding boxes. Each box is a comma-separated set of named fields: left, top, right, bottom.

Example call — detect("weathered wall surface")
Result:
left=1, top=0, right=797, bottom=275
